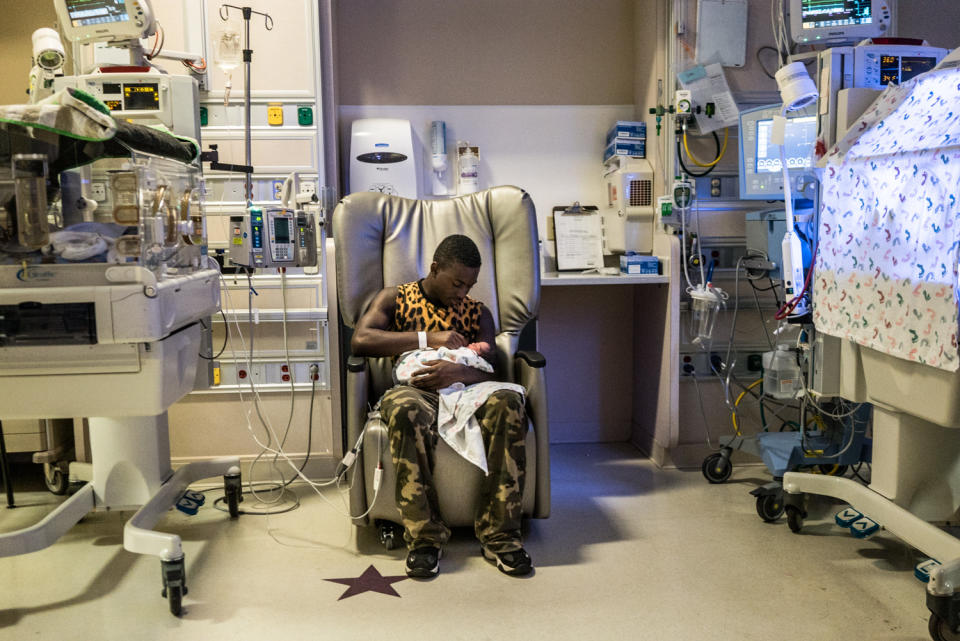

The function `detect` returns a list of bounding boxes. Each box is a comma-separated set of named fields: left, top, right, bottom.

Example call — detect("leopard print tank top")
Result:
left=392, top=280, right=483, bottom=343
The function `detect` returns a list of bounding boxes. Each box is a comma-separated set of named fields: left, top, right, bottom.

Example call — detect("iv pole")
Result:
left=219, top=5, right=273, bottom=204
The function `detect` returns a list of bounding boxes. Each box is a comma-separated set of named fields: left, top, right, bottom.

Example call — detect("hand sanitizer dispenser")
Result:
left=349, top=118, right=418, bottom=198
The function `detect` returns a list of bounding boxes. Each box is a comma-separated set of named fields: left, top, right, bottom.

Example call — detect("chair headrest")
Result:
left=333, top=185, right=540, bottom=335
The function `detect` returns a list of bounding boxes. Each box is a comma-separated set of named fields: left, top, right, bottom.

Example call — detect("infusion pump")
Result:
left=229, top=208, right=318, bottom=269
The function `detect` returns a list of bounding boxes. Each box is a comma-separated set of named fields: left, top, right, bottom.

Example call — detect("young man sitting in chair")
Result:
left=350, top=234, right=533, bottom=578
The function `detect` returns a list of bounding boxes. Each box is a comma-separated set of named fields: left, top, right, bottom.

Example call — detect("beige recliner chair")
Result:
left=332, top=185, right=550, bottom=547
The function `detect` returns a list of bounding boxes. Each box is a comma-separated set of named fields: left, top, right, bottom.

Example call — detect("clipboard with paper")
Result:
left=552, top=202, right=604, bottom=271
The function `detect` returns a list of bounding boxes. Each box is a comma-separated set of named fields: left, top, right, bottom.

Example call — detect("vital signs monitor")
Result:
left=54, top=0, right=156, bottom=44
left=789, top=0, right=893, bottom=44
left=739, top=104, right=817, bottom=200
left=853, top=46, right=947, bottom=88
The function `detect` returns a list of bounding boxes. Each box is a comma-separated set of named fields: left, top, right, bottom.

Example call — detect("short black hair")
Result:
left=433, top=234, right=481, bottom=269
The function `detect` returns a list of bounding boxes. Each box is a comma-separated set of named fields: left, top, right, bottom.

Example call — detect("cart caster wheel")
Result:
left=224, top=470, right=242, bottom=518
left=377, top=520, right=402, bottom=550
left=756, top=492, right=785, bottom=522
left=160, top=558, right=188, bottom=617
left=43, top=461, right=70, bottom=495
left=786, top=505, right=805, bottom=533
left=930, top=613, right=960, bottom=641
left=167, top=584, right=183, bottom=616
left=702, top=451, right=733, bottom=484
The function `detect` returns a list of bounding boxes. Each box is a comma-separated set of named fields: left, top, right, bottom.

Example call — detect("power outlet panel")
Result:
left=680, top=350, right=764, bottom=379
left=91, top=182, right=107, bottom=201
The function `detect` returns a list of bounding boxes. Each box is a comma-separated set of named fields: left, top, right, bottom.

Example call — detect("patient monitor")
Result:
left=52, top=0, right=203, bottom=139
left=55, top=0, right=156, bottom=44
left=738, top=104, right=817, bottom=201
left=788, top=0, right=893, bottom=45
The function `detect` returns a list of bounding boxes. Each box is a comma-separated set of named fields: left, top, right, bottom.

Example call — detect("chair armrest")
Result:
left=344, top=356, right=371, bottom=524
left=347, top=355, right=366, bottom=372
left=516, top=349, right=546, bottom=369
left=515, top=352, right=550, bottom=519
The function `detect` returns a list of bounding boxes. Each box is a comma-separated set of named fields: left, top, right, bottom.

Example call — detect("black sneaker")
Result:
left=481, top=546, right=533, bottom=576
left=406, top=546, right=441, bottom=578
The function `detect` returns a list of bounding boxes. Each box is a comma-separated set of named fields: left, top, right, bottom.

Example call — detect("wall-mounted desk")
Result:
left=537, top=241, right=680, bottom=456
left=541, top=271, right=671, bottom=286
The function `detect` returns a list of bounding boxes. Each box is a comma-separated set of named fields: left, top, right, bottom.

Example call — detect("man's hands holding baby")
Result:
left=410, top=359, right=469, bottom=390
left=410, top=333, right=494, bottom=390
left=426, top=330, right=468, bottom=349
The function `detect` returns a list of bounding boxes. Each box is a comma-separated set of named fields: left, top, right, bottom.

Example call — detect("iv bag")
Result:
left=213, top=28, right=242, bottom=74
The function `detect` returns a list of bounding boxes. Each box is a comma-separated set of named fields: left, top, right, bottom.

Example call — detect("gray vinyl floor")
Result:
left=0, top=443, right=936, bottom=640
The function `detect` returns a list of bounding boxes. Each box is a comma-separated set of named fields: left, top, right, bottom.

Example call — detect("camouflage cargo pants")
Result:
left=379, top=384, right=527, bottom=553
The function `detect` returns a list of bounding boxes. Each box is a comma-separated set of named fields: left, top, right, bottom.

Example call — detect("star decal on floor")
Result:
left=325, top=565, right=408, bottom=600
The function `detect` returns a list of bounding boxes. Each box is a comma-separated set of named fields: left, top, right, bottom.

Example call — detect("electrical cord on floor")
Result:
left=211, top=485, right=301, bottom=516
left=261, top=269, right=299, bottom=495
left=199, top=268, right=301, bottom=516
left=209, top=365, right=324, bottom=517
left=208, top=269, right=387, bottom=520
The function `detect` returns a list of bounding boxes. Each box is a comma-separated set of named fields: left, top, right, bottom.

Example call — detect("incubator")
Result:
left=0, top=0, right=241, bottom=617
left=777, top=50, right=960, bottom=639
left=0, top=95, right=239, bottom=612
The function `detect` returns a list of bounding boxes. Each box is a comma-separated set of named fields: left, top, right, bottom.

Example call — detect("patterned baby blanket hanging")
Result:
left=814, top=60, right=960, bottom=371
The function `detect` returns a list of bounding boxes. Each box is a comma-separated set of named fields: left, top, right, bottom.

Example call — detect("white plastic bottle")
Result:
left=763, top=345, right=803, bottom=399
left=457, top=141, right=479, bottom=195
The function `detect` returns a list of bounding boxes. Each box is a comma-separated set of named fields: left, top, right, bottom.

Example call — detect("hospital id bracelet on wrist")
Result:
left=418, top=331, right=427, bottom=349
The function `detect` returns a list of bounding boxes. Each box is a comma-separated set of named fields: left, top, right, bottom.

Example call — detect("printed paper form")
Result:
left=554, top=211, right=603, bottom=271
left=677, top=63, right=740, bottom=133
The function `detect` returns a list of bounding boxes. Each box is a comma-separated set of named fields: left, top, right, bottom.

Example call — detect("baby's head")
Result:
left=467, top=341, right=492, bottom=356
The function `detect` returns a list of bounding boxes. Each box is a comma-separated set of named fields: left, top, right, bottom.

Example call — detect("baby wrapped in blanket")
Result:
left=393, top=342, right=494, bottom=384
left=392, top=342, right=524, bottom=474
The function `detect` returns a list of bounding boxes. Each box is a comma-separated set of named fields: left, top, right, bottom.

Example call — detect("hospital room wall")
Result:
left=155, top=0, right=337, bottom=477
left=0, top=3, right=60, bottom=103
left=336, top=0, right=665, bottom=443
left=336, top=0, right=650, bottom=224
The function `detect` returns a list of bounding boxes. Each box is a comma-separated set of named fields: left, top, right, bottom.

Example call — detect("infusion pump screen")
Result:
left=273, top=217, right=291, bottom=244
left=801, top=0, right=872, bottom=28
left=65, top=0, right=130, bottom=27
left=755, top=116, right=816, bottom=174
left=122, top=84, right=159, bottom=110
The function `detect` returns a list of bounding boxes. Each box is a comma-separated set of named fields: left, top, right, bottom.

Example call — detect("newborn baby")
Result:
left=391, top=341, right=524, bottom=474
left=393, top=342, right=493, bottom=385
